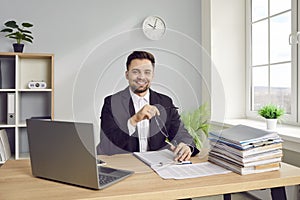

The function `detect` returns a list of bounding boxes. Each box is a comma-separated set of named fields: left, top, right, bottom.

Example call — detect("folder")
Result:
left=0, top=129, right=11, bottom=162
left=208, top=125, right=283, bottom=175
left=209, top=125, right=282, bottom=150
left=7, top=93, right=15, bottom=125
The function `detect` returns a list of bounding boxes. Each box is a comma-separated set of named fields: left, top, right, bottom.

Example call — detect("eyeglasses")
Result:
left=153, top=115, right=177, bottom=147
left=153, top=106, right=194, bottom=154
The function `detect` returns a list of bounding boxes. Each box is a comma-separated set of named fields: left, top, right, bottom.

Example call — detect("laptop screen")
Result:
left=26, top=119, right=100, bottom=189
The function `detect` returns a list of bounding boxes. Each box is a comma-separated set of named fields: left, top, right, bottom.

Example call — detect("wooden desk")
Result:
left=1, top=155, right=300, bottom=200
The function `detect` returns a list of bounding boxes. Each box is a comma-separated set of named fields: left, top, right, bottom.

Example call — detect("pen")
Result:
left=176, top=161, right=192, bottom=165
left=165, top=139, right=187, bottom=158
left=165, top=138, right=175, bottom=148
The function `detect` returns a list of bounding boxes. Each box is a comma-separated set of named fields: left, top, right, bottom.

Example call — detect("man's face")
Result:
left=126, top=59, right=154, bottom=96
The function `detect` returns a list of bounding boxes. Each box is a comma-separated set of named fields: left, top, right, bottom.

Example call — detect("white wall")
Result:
left=0, top=0, right=246, bottom=136
left=0, top=0, right=206, bottom=142
left=211, top=0, right=246, bottom=121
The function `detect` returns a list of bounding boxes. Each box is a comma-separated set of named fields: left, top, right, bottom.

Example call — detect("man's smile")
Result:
left=135, top=80, right=148, bottom=86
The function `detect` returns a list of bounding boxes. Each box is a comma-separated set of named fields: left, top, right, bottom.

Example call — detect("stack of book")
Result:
left=208, top=125, right=283, bottom=175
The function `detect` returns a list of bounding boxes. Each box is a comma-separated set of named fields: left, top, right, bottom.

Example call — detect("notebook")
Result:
left=26, top=119, right=133, bottom=189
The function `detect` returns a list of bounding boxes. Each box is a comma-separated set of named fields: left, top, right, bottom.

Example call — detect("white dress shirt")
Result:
left=127, top=88, right=150, bottom=152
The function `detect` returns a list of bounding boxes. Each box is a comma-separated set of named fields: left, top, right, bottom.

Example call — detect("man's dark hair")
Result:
left=126, top=51, right=155, bottom=70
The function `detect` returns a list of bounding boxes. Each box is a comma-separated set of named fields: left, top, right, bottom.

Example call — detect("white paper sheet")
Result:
left=151, top=162, right=231, bottom=179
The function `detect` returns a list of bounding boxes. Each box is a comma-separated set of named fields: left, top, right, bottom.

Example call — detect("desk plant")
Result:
left=180, top=103, right=210, bottom=150
left=0, top=20, right=34, bottom=52
left=258, top=104, right=284, bottom=130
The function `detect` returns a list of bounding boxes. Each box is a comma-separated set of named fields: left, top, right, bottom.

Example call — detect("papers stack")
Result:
left=208, top=125, right=283, bottom=175
left=133, top=149, right=231, bottom=179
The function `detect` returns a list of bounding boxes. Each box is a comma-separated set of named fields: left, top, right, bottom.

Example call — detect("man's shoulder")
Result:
left=151, top=90, right=170, bottom=98
left=104, top=88, right=129, bottom=100
left=150, top=89, right=173, bottom=103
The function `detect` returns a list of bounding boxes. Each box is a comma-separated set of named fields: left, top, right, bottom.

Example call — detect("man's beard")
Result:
left=131, top=85, right=149, bottom=94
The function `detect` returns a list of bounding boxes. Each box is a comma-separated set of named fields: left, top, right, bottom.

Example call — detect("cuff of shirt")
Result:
left=187, top=144, right=200, bottom=156
left=127, top=119, right=136, bottom=136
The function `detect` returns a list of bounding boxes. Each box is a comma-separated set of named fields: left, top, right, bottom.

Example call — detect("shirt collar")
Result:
left=129, top=88, right=150, bottom=104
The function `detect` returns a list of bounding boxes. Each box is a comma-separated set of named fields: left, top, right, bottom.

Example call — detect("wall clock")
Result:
left=142, top=16, right=166, bottom=40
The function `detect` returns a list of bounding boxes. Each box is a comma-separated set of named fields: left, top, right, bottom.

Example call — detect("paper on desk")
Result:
left=151, top=162, right=231, bottom=179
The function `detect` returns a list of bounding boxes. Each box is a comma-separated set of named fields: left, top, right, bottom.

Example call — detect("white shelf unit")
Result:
left=0, top=52, right=54, bottom=160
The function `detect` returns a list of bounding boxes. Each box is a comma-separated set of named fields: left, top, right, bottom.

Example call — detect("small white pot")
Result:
left=266, top=119, right=278, bottom=130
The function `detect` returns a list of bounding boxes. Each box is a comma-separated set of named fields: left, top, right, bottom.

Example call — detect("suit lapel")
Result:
left=149, top=89, right=158, bottom=137
left=119, top=87, right=139, bottom=151
left=120, top=87, right=135, bottom=117
left=148, top=90, right=166, bottom=150
left=120, top=88, right=165, bottom=151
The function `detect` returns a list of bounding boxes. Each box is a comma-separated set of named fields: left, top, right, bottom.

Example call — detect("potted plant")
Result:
left=0, top=20, right=34, bottom=52
left=258, top=104, right=285, bottom=130
left=180, top=103, right=210, bottom=156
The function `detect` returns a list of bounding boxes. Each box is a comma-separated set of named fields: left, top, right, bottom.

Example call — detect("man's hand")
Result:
left=171, top=142, right=192, bottom=162
left=130, top=105, right=160, bottom=126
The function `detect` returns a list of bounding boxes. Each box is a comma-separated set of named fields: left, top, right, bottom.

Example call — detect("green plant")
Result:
left=258, top=104, right=285, bottom=119
left=1, top=20, right=33, bottom=44
left=180, top=103, right=210, bottom=150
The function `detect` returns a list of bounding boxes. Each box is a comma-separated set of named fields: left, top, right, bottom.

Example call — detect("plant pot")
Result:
left=13, top=43, right=24, bottom=53
left=266, top=119, right=277, bottom=130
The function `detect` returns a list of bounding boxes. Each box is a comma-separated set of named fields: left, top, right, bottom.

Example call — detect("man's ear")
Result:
left=125, top=71, right=129, bottom=80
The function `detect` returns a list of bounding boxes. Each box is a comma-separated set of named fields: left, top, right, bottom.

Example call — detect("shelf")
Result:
left=0, top=52, right=53, bottom=58
left=18, top=89, right=52, bottom=92
left=0, top=52, right=53, bottom=160
left=17, top=127, right=29, bottom=159
left=17, top=123, right=26, bottom=128
left=0, top=93, right=9, bottom=124
left=0, top=156, right=15, bottom=164
left=0, top=89, right=16, bottom=92
left=0, top=124, right=16, bottom=128
left=18, top=92, right=51, bottom=122
left=18, top=57, right=52, bottom=90
left=0, top=55, right=15, bottom=89
left=18, top=152, right=30, bottom=160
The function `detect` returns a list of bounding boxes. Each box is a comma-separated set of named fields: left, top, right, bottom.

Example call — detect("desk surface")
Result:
left=1, top=155, right=300, bottom=200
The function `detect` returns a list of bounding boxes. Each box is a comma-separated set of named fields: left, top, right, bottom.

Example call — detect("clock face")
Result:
left=142, top=16, right=166, bottom=40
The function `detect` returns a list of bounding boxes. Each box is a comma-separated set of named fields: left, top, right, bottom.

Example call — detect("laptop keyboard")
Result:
left=99, top=174, right=118, bottom=185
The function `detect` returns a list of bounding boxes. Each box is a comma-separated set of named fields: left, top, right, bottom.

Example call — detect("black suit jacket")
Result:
left=97, top=87, right=199, bottom=156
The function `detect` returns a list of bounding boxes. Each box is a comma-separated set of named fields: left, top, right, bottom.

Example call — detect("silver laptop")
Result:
left=26, top=119, right=133, bottom=190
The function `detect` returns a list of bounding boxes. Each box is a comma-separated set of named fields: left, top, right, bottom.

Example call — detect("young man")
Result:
left=98, top=51, right=199, bottom=161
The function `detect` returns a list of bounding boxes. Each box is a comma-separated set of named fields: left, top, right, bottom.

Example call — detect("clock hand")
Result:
left=154, top=19, right=158, bottom=28
left=148, top=23, right=155, bottom=29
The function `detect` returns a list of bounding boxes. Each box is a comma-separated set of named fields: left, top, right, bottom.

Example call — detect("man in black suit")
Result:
left=98, top=51, right=199, bottom=161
